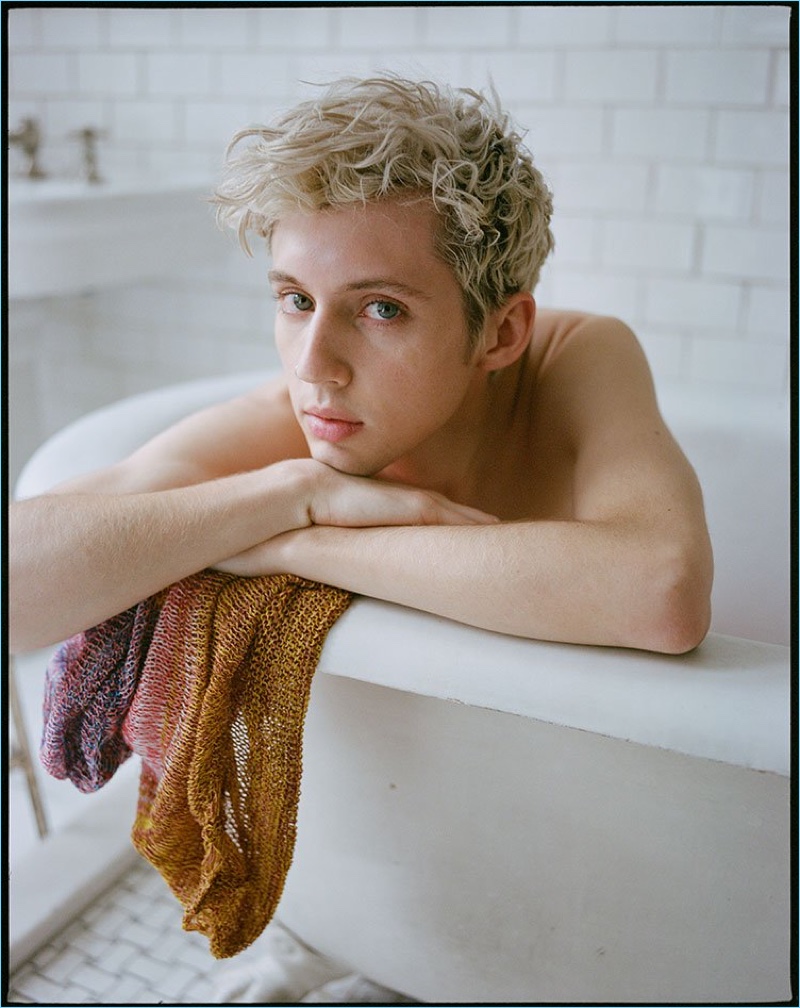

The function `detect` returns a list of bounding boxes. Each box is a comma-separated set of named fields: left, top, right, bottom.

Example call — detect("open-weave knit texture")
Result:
left=41, top=571, right=351, bottom=958
left=41, top=590, right=166, bottom=792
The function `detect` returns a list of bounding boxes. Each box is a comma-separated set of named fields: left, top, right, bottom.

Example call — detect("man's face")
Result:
left=270, top=199, right=485, bottom=478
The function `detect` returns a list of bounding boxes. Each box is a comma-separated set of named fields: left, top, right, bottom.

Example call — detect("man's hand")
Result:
left=214, top=460, right=498, bottom=578
left=301, top=460, right=497, bottom=529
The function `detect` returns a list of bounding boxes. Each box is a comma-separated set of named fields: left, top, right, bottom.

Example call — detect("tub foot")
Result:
left=210, top=919, right=349, bottom=1003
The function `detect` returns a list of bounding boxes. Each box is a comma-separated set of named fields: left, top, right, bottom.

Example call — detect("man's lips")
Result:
left=303, top=409, right=364, bottom=444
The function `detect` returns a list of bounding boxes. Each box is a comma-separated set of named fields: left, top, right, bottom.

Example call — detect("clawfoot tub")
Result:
left=14, top=372, right=791, bottom=1003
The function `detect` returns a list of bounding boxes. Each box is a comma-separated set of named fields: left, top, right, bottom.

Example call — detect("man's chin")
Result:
left=308, top=445, right=382, bottom=479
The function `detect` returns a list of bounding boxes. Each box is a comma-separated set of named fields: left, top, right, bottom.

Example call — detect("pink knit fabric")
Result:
left=41, top=591, right=165, bottom=793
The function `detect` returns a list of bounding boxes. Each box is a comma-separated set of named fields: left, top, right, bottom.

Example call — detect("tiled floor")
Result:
left=7, top=858, right=222, bottom=1005
left=6, top=854, right=418, bottom=1005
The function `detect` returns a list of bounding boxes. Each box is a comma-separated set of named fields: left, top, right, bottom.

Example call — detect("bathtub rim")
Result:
left=318, top=596, right=790, bottom=778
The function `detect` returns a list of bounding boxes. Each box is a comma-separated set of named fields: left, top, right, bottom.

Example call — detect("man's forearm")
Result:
left=9, top=466, right=307, bottom=653
left=10, top=455, right=502, bottom=654
left=274, top=520, right=712, bottom=654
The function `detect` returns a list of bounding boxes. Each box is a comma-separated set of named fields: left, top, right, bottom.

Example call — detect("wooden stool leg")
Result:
left=8, top=657, right=49, bottom=838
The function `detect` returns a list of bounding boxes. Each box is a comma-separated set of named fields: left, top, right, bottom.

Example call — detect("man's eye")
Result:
left=365, top=300, right=401, bottom=321
left=274, top=291, right=313, bottom=313
left=287, top=293, right=313, bottom=312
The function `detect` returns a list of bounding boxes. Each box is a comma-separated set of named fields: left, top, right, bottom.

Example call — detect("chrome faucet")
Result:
left=8, top=117, right=46, bottom=179
left=70, top=127, right=106, bottom=184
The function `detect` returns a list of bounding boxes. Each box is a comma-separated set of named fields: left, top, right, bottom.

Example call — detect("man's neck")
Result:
left=376, top=371, right=505, bottom=505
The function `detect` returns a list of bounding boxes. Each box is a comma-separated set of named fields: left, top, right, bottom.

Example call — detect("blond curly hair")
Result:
left=213, top=75, right=554, bottom=345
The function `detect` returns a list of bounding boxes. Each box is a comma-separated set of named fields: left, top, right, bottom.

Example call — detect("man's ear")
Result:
left=478, top=292, right=536, bottom=372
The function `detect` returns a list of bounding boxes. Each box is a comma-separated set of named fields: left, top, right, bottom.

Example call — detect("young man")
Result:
left=9, top=76, right=712, bottom=656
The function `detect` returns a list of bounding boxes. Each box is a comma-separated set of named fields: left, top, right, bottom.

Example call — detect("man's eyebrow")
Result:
left=267, top=270, right=431, bottom=300
left=267, top=270, right=301, bottom=287
left=343, top=278, right=432, bottom=300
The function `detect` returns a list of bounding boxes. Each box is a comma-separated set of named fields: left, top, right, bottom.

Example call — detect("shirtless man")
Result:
left=9, top=76, right=713, bottom=656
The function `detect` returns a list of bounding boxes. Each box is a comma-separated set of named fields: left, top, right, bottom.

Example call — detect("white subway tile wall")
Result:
left=6, top=4, right=791, bottom=486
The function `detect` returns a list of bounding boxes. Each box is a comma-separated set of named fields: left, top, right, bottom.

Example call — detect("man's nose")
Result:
left=293, top=309, right=352, bottom=386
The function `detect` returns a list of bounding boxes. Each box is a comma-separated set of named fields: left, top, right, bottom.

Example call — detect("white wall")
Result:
left=7, top=4, right=791, bottom=484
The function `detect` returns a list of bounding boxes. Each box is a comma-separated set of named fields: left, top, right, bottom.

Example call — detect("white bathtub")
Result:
left=15, top=373, right=792, bottom=1002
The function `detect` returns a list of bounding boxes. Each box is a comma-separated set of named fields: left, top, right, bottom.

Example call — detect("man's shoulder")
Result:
left=529, top=308, right=639, bottom=376
left=527, top=307, right=661, bottom=447
left=208, top=374, right=307, bottom=461
left=534, top=307, right=633, bottom=344
left=115, top=374, right=307, bottom=489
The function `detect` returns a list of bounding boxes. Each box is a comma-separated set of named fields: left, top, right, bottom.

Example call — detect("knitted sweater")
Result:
left=41, top=571, right=351, bottom=958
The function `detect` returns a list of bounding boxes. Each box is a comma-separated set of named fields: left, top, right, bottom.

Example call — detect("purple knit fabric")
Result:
left=41, top=593, right=164, bottom=793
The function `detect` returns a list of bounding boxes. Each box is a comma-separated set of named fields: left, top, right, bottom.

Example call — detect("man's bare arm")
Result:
left=9, top=465, right=308, bottom=653
left=231, top=508, right=709, bottom=653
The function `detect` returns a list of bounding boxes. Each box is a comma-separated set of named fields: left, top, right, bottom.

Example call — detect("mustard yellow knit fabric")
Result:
left=122, top=571, right=351, bottom=958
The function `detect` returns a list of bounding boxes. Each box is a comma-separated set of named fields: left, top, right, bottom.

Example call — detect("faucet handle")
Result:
left=8, top=117, right=46, bottom=179
left=69, top=126, right=108, bottom=184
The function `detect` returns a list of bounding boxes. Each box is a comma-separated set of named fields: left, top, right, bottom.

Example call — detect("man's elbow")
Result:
left=650, top=592, right=711, bottom=655
left=641, top=549, right=713, bottom=655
